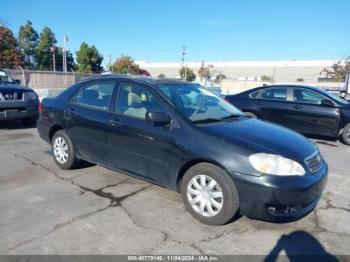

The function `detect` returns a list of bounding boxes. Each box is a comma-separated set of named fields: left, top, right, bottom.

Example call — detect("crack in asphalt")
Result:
left=319, top=193, right=350, bottom=213
left=15, top=153, right=349, bottom=254
left=2, top=204, right=124, bottom=254
left=311, top=192, right=350, bottom=235
left=10, top=154, right=172, bottom=253
left=10, top=153, right=220, bottom=254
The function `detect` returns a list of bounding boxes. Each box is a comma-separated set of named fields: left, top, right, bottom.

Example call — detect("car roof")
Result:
left=237, top=84, right=324, bottom=95
left=259, top=84, right=323, bottom=92
left=80, top=74, right=191, bottom=86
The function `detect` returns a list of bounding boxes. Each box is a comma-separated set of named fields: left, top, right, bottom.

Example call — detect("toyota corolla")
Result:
left=37, top=75, right=328, bottom=225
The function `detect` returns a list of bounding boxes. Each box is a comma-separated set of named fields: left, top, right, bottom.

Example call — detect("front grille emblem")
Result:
left=5, top=93, right=13, bottom=100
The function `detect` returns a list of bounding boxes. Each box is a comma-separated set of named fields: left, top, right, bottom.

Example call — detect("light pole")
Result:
left=181, top=46, right=187, bottom=81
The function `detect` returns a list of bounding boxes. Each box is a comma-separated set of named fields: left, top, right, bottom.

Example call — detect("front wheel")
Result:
left=181, top=163, right=240, bottom=225
left=52, top=130, right=78, bottom=169
left=341, top=123, right=350, bottom=145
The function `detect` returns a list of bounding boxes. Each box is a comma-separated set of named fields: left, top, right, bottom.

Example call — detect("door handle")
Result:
left=292, top=105, right=302, bottom=109
left=66, top=108, right=76, bottom=116
left=255, top=101, right=262, bottom=105
left=108, top=119, right=120, bottom=126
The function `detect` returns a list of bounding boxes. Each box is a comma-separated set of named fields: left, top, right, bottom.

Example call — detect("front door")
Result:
left=66, top=79, right=116, bottom=164
left=107, top=81, right=173, bottom=186
left=288, top=88, right=339, bottom=136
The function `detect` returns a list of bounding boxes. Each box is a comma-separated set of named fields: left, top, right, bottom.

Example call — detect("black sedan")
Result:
left=225, top=85, right=350, bottom=145
left=37, top=76, right=327, bottom=225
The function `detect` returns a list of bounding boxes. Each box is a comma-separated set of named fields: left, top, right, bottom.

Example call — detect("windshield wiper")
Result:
left=192, top=118, right=222, bottom=124
left=220, top=114, right=242, bottom=120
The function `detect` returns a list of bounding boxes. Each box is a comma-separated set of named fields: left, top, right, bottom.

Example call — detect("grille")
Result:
left=305, top=152, right=323, bottom=174
left=0, top=92, right=23, bottom=101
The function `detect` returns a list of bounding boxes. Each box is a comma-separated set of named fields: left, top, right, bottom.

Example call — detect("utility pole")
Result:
left=63, top=34, right=68, bottom=72
left=50, top=46, right=56, bottom=72
left=181, top=46, right=187, bottom=81
left=108, top=54, right=113, bottom=71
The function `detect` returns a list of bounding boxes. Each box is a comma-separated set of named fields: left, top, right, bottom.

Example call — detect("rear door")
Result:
left=288, top=88, right=339, bottom=136
left=254, top=87, right=291, bottom=127
left=66, top=79, right=116, bottom=164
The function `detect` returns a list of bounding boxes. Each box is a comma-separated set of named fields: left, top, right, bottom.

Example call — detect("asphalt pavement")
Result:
left=0, top=121, right=349, bottom=257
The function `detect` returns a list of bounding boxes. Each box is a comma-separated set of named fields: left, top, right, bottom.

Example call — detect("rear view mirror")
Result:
left=14, top=79, right=21, bottom=84
left=146, top=111, right=171, bottom=124
left=321, top=99, right=334, bottom=107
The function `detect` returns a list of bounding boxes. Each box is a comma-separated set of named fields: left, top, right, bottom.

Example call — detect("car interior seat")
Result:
left=125, top=93, right=147, bottom=119
left=81, top=89, right=99, bottom=107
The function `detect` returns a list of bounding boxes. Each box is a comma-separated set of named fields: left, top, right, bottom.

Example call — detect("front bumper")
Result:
left=0, top=100, right=39, bottom=121
left=232, top=163, right=328, bottom=222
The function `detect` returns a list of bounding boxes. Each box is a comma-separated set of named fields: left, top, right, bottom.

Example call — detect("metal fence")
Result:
left=4, top=69, right=99, bottom=89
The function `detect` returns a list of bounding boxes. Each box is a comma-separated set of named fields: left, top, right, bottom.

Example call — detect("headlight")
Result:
left=27, top=92, right=38, bottom=100
left=249, top=153, right=305, bottom=176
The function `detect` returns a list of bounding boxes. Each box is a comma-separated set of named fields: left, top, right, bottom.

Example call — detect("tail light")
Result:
left=38, top=102, right=44, bottom=113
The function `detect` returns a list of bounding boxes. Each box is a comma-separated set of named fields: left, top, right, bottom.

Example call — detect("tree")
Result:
left=18, top=21, right=38, bottom=69
left=321, top=57, right=350, bottom=82
left=76, top=42, right=103, bottom=73
left=158, top=73, right=166, bottom=79
left=198, top=61, right=214, bottom=86
left=35, top=27, right=57, bottom=70
left=110, top=55, right=140, bottom=74
left=215, top=74, right=226, bottom=83
left=0, top=25, right=23, bottom=68
left=179, top=67, right=196, bottom=82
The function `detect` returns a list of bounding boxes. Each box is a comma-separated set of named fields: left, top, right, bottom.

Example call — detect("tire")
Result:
left=180, top=163, right=240, bottom=225
left=341, top=123, right=350, bottom=145
left=21, top=116, right=38, bottom=126
left=51, top=130, right=78, bottom=169
left=244, top=111, right=257, bottom=118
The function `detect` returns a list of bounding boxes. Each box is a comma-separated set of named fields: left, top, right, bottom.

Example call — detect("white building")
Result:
left=136, top=60, right=336, bottom=82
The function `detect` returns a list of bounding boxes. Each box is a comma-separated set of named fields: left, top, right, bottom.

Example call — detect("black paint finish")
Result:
left=37, top=76, right=328, bottom=221
left=225, top=85, right=350, bottom=138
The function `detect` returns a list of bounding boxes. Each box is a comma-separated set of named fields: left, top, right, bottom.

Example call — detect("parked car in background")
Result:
left=225, top=85, right=350, bottom=145
left=0, top=70, right=39, bottom=125
left=37, top=76, right=327, bottom=225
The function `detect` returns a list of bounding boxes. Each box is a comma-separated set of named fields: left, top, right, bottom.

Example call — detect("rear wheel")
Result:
left=341, top=123, right=350, bottom=145
left=181, top=163, right=240, bottom=225
left=52, top=130, right=78, bottom=169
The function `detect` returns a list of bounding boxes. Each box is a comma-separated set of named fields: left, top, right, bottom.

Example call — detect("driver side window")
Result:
left=116, top=82, right=166, bottom=120
left=293, top=89, right=325, bottom=105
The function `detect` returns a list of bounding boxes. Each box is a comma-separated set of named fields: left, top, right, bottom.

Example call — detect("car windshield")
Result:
left=0, top=72, right=14, bottom=84
left=156, top=84, right=243, bottom=123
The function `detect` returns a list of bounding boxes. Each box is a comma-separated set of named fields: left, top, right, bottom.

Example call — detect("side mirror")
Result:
left=321, top=99, right=334, bottom=107
left=14, top=79, right=21, bottom=84
left=146, top=111, right=171, bottom=124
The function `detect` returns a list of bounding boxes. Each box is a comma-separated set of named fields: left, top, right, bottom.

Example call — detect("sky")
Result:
left=1, top=0, right=349, bottom=66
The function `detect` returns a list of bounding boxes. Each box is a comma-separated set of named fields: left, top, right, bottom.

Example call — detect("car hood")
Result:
left=198, top=117, right=317, bottom=161
left=0, top=83, right=34, bottom=93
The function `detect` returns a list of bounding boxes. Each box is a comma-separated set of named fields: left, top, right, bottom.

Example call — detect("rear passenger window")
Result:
left=71, top=81, right=115, bottom=110
left=260, top=88, right=287, bottom=101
